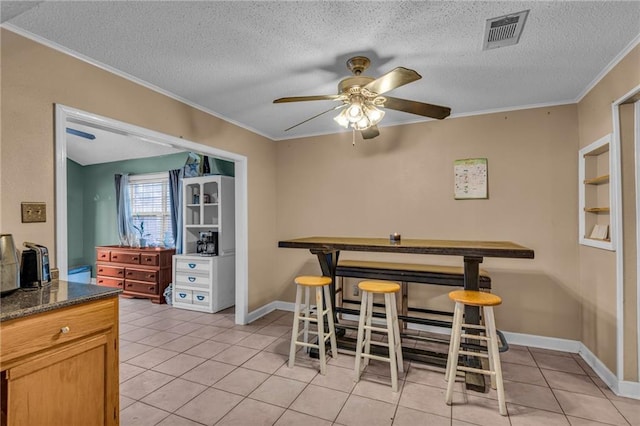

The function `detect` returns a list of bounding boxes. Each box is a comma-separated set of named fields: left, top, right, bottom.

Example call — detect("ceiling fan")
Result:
left=273, top=56, right=451, bottom=139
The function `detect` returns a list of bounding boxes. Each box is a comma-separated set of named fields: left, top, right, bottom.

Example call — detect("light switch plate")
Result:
left=21, top=202, right=46, bottom=223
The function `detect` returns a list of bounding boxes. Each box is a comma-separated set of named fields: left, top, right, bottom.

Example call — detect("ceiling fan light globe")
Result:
left=346, top=105, right=364, bottom=123
left=333, top=111, right=350, bottom=128
left=365, top=105, right=385, bottom=125
left=354, top=116, right=371, bottom=130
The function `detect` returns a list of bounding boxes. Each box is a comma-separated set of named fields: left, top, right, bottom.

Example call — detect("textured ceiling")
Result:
left=2, top=1, right=639, bottom=141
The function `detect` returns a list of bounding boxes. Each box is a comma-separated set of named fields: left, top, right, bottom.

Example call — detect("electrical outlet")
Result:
left=352, top=285, right=359, bottom=297
left=21, top=202, right=47, bottom=223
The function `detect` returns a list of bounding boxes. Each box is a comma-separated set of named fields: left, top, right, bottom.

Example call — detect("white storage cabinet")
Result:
left=173, top=254, right=235, bottom=313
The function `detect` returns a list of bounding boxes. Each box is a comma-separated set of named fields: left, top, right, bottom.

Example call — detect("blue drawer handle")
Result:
left=178, top=293, right=187, bottom=299
left=188, top=263, right=196, bottom=269
left=196, top=295, right=205, bottom=301
left=188, top=276, right=196, bottom=282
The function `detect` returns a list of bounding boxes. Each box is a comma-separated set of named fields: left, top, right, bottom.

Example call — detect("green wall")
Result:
left=66, top=153, right=235, bottom=277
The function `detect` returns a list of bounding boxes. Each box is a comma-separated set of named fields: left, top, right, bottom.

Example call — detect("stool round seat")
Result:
left=448, top=290, right=502, bottom=307
left=295, top=276, right=332, bottom=286
left=358, top=280, right=401, bottom=294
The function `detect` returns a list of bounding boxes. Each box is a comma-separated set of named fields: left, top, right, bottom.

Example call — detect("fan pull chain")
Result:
left=352, top=129, right=355, bottom=146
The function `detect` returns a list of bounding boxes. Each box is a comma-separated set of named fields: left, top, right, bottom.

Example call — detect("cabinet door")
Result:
left=6, top=335, right=112, bottom=426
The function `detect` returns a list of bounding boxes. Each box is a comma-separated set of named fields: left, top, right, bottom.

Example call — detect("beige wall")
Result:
left=0, top=29, right=278, bottom=311
left=577, top=44, right=640, bottom=375
left=276, top=105, right=582, bottom=339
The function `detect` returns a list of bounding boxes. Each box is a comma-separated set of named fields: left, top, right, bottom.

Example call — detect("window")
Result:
left=128, top=172, right=173, bottom=246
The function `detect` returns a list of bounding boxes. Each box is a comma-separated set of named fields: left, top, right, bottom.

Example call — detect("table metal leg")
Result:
left=463, top=256, right=485, bottom=392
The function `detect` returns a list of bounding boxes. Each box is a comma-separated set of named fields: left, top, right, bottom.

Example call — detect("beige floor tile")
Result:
left=274, top=362, right=320, bottom=383
left=127, top=315, right=159, bottom=328
left=451, top=393, right=510, bottom=425
left=213, top=345, right=261, bottom=366
left=611, top=398, right=640, bottom=426
left=213, top=366, right=270, bottom=396
left=541, top=369, right=606, bottom=398
left=274, top=409, right=332, bottom=426
left=165, top=321, right=209, bottom=335
left=289, top=384, right=350, bottom=421
left=392, top=406, right=450, bottom=426
left=141, top=377, right=207, bottom=412
left=119, top=323, right=138, bottom=334
left=567, top=416, right=624, bottom=425
left=184, top=339, right=231, bottom=358
left=152, top=353, right=207, bottom=376
left=311, top=364, right=357, bottom=392
left=236, top=332, right=278, bottom=350
left=502, top=362, right=548, bottom=386
left=160, top=335, right=205, bottom=352
left=175, top=387, right=243, bottom=425
left=155, top=414, right=205, bottom=426
left=398, top=381, right=451, bottom=418
left=187, top=324, right=228, bottom=339
left=210, top=328, right=254, bottom=344
left=119, top=342, right=155, bottom=362
left=147, top=318, right=189, bottom=331
left=120, top=395, right=136, bottom=410
left=532, top=352, right=586, bottom=375
left=255, top=324, right=292, bottom=337
left=120, top=312, right=147, bottom=323
left=404, top=363, right=449, bottom=389
left=127, top=347, right=179, bottom=369
left=138, top=331, right=182, bottom=347
left=190, top=313, right=227, bottom=325
left=335, top=394, right=396, bottom=426
left=120, top=370, right=175, bottom=400
left=530, top=347, right=575, bottom=358
left=501, top=347, right=538, bottom=367
left=217, top=398, right=285, bottom=426
left=554, top=389, right=629, bottom=425
left=119, top=401, right=170, bottom=426
left=249, top=375, right=307, bottom=407
left=508, top=404, right=571, bottom=425
left=119, top=362, right=146, bottom=383
left=264, top=337, right=293, bottom=355
left=329, top=352, right=359, bottom=369
left=352, top=373, right=403, bottom=404
left=242, top=350, right=287, bottom=373
left=572, top=355, right=599, bottom=377
left=121, top=326, right=160, bottom=341
left=180, top=359, right=236, bottom=386
left=502, top=381, right=563, bottom=413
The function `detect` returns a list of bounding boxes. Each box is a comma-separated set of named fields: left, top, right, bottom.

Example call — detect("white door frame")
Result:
left=55, top=104, right=249, bottom=324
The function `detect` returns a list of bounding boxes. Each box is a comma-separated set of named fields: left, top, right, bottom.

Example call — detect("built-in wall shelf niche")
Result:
left=579, top=133, right=615, bottom=250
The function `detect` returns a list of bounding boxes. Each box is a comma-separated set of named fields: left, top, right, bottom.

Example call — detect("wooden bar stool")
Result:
left=354, top=280, right=404, bottom=392
left=288, top=275, right=338, bottom=375
left=445, top=290, right=506, bottom=416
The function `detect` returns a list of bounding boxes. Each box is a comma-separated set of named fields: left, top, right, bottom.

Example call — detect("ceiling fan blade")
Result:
left=363, top=67, right=421, bottom=96
left=361, top=125, right=380, bottom=140
left=284, top=104, right=346, bottom=132
left=274, top=95, right=344, bottom=103
left=383, top=96, right=451, bottom=120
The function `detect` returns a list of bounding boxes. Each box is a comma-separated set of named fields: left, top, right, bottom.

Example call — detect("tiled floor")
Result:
left=118, top=297, right=640, bottom=425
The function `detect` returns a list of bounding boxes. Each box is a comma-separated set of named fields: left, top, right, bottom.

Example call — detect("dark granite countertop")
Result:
left=0, top=281, right=122, bottom=322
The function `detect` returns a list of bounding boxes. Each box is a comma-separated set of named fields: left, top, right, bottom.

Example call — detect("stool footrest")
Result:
left=461, top=323, right=487, bottom=331
left=456, top=365, right=495, bottom=376
left=294, top=341, right=319, bottom=350
left=364, top=325, right=390, bottom=333
left=360, top=352, right=392, bottom=363
left=460, top=333, right=489, bottom=341
left=295, top=316, right=318, bottom=323
left=458, top=349, right=489, bottom=359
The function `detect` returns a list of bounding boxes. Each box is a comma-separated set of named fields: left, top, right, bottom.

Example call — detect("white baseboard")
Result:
left=252, top=300, right=640, bottom=399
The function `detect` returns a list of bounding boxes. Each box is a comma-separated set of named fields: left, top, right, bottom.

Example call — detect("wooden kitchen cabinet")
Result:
left=96, top=245, right=175, bottom=303
left=0, top=297, right=119, bottom=426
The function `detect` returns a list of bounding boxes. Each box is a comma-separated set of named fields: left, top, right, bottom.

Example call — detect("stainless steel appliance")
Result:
left=0, top=234, right=21, bottom=295
left=20, top=242, right=51, bottom=288
left=196, top=231, right=218, bottom=256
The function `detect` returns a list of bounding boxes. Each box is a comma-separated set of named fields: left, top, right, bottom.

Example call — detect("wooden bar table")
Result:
left=278, top=236, right=534, bottom=390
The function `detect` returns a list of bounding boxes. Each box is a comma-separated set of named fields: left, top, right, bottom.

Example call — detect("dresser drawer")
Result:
left=174, top=258, right=211, bottom=275
left=174, top=272, right=210, bottom=289
left=110, top=251, right=140, bottom=265
left=125, top=268, right=158, bottom=283
left=193, top=291, right=210, bottom=306
left=96, top=249, right=111, bottom=262
left=140, top=254, right=159, bottom=266
left=124, top=280, right=157, bottom=295
left=174, top=289, right=193, bottom=303
left=96, top=277, right=124, bottom=288
left=96, top=265, right=124, bottom=278
left=0, top=298, right=117, bottom=368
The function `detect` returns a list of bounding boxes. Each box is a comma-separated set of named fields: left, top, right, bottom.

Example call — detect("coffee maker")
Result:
left=196, top=231, right=218, bottom=256
left=20, top=242, right=51, bottom=288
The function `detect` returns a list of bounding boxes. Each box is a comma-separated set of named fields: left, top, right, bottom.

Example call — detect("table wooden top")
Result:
left=278, top=236, right=534, bottom=259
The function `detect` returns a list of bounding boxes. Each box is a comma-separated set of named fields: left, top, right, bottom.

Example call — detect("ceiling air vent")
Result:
left=483, top=10, right=529, bottom=50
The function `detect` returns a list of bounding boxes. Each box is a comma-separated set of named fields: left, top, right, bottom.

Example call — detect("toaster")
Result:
left=20, top=242, right=51, bottom=288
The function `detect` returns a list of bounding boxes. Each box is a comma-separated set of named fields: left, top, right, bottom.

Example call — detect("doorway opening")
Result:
left=54, top=104, right=249, bottom=324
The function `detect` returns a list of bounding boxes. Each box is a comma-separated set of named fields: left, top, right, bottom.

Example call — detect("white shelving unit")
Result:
left=579, top=133, right=615, bottom=250
left=174, top=175, right=236, bottom=313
